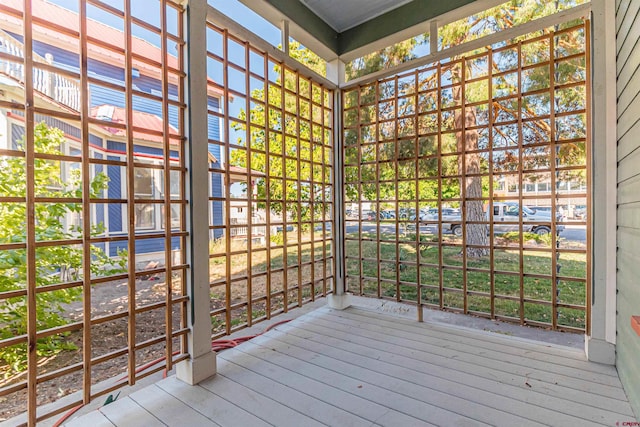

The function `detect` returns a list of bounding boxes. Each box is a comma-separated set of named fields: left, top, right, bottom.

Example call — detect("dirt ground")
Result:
left=0, top=275, right=178, bottom=422
left=0, top=258, right=330, bottom=422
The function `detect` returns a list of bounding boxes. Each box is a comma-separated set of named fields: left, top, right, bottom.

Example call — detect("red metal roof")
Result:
left=90, top=104, right=181, bottom=145
left=1, top=0, right=223, bottom=97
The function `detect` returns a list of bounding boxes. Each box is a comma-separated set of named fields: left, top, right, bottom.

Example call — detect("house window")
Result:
left=170, top=170, right=181, bottom=199
left=570, top=181, right=583, bottom=191
left=538, top=182, right=549, bottom=192
left=158, top=169, right=181, bottom=199
left=134, top=168, right=154, bottom=197
left=525, top=183, right=536, bottom=192
left=135, top=204, right=155, bottom=229
left=161, top=204, right=181, bottom=229
left=508, top=184, right=518, bottom=193
left=134, top=168, right=155, bottom=229
left=68, top=211, right=82, bottom=233
left=158, top=171, right=182, bottom=229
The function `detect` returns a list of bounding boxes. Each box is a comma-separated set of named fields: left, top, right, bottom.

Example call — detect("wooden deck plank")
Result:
left=369, top=411, right=434, bottom=427
left=65, top=409, right=115, bottom=427
left=156, top=376, right=272, bottom=427
left=215, top=355, right=389, bottom=426
left=128, top=384, right=219, bottom=427
left=312, top=308, right=621, bottom=384
left=96, top=396, right=164, bottom=427
left=199, top=371, right=327, bottom=427
left=303, top=310, right=624, bottom=390
left=321, top=308, right=619, bottom=378
left=230, top=340, right=523, bottom=426
left=66, top=304, right=635, bottom=427
left=264, top=322, right=631, bottom=423
left=216, top=350, right=460, bottom=425
left=218, top=345, right=484, bottom=426
left=293, top=310, right=632, bottom=410
left=249, top=331, right=616, bottom=427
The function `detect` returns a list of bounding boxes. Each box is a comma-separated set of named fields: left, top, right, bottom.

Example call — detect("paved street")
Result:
left=346, top=222, right=587, bottom=243
left=559, top=224, right=586, bottom=242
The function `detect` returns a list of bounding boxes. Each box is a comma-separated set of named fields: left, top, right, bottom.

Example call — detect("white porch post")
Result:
left=586, top=0, right=617, bottom=364
left=281, top=20, right=290, bottom=56
left=177, top=0, right=217, bottom=384
left=326, top=59, right=351, bottom=310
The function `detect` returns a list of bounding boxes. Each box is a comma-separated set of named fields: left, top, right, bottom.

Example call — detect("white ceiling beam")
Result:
left=429, top=19, right=438, bottom=55
left=281, top=19, right=290, bottom=55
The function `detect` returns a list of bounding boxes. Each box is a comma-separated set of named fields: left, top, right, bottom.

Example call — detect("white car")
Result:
left=429, top=203, right=564, bottom=236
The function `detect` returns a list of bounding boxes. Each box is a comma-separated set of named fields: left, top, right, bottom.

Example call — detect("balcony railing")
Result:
left=0, top=29, right=80, bottom=110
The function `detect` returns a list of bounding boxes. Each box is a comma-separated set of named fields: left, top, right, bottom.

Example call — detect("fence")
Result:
left=343, top=21, right=591, bottom=332
left=206, top=14, right=335, bottom=337
left=0, top=0, right=188, bottom=423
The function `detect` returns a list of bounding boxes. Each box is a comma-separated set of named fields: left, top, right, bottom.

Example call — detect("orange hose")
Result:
left=53, top=404, right=83, bottom=427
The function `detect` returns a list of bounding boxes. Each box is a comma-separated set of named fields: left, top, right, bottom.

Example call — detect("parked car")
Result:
left=489, top=203, right=563, bottom=235
left=398, top=207, right=415, bottom=220
left=435, top=203, right=564, bottom=236
left=364, top=211, right=377, bottom=220
left=422, top=207, right=460, bottom=221
left=573, top=205, right=586, bottom=220
left=404, top=208, right=431, bottom=221
left=380, top=210, right=396, bottom=219
left=527, top=205, right=566, bottom=221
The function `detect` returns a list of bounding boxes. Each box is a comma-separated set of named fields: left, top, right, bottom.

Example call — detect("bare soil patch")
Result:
left=0, top=276, right=175, bottom=422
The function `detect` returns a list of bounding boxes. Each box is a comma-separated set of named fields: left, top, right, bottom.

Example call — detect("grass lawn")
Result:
left=208, top=233, right=333, bottom=334
left=205, top=228, right=586, bottom=331
left=345, top=231, right=586, bottom=330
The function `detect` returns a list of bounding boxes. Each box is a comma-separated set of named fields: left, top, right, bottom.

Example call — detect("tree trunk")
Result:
left=454, top=85, right=489, bottom=258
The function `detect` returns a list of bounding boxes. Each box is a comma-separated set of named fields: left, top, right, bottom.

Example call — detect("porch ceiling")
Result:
left=238, top=0, right=485, bottom=60
left=300, top=0, right=415, bottom=32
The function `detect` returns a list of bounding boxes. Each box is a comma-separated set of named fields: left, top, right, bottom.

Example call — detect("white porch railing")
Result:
left=0, top=29, right=80, bottom=111
left=229, top=217, right=267, bottom=242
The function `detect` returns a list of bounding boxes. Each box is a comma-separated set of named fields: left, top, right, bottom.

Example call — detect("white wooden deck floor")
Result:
left=65, top=306, right=636, bottom=427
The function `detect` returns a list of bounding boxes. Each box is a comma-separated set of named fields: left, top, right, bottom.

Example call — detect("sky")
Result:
left=46, top=0, right=281, bottom=49
left=43, top=0, right=277, bottom=136
left=207, top=0, right=281, bottom=47
left=47, top=0, right=180, bottom=42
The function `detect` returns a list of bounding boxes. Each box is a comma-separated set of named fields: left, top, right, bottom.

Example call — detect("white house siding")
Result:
left=616, top=0, right=640, bottom=419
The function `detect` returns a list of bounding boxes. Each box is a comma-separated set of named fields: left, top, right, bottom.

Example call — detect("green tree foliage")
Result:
left=231, top=1, right=586, bottom=257
left=289, top=40, right=326, bottom=77
left=346, top=39, right=420, bottom=80
left=438, top=0, right=587, bottom=185
left=0, top=122, right=124, bottom=372
left=345, top=0, right=586, bottom=257
left=229, top=41, right=331, bottom=225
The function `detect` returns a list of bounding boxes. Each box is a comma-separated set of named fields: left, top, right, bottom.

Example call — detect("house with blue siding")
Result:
left=0, top=0, right=224, bottom=260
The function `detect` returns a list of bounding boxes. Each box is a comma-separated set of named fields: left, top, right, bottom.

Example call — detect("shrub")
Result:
left=270, top=232, right=284, bottom=246
left=0, top=123, right=125, bottom=372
